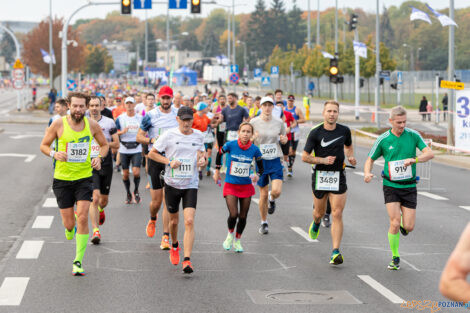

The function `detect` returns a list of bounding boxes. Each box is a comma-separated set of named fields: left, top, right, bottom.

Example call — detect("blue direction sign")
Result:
left=271, top=66, right=279, bottom=77
left=169, top=0, right=188, bottom=9
left=230, top=64, right=239, bottom=74
left=66, top=79, right=77, bottom=91
left=261, top=76, right=271, bottom=86
left=229, top=73, right=240, bottom=84
left=134, top=0, right=152, bottom=9
left=253, top=68, right=262, bottom=78
left=397, top=71, right=403, bottom=85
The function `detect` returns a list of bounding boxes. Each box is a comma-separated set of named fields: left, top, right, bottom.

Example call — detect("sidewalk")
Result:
left=0, top=108, right=50, bottom=124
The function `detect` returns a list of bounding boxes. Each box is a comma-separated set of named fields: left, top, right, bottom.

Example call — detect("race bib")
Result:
left=170, top=158, right=194, bottom=179
left=315, top=171, right=340, bottom=191
left=126, top=120, right=139, bottom=134
left=204, top=131, right=215, bottom=143
left=260, top=143, right=278, bottom=160
left=388, top=159, right=412, bottom=181
left=229, top=161, right=250, bottom=177
left=90, top=139, right=100, bottom=158
left=218, top=122, right=226, bottom=132
left=67, top=142, right=89, bottom=163
left=226, top=130, right=238, bottom=141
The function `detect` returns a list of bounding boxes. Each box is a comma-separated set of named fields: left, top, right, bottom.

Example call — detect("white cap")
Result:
left=260, top=96, right=274, bottom=106
left=201, top=93, right=208, bottom=97
left=182, top=95, right=191, bottom=101
left=124, top=97, right=135, bottom=104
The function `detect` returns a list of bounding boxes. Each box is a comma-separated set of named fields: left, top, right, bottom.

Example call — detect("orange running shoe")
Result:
left=146, top=220, right=156, bottom=238
left=160, top=235, right=170, bottom=250
left=169, top=246, right=180, bottom=265
left=91, top=230, right=101, bottom=245
left=99, top=209, right=105, bottom=225
left=182, top=260, right=193, bottom=274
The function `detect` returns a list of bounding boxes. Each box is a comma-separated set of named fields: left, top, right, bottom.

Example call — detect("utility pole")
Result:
left=227, top=10, right=231, bottom=64
left=136, top=44, right=139, bottom=75
left=334, top=0, right=338, bottom=101
left=447, top=0, right=455, bottom=146
left=354, top=28, right=360, bottom=120
left=375, top=0, right=381, bottom=128
left=316, top=0, right=320, bottom=47
left=166, top=6, right=170, bottom=70
left=145, top=9, right=148, bottom=75
left=49, top=0, right=53, bottom=90
left=307, top=0, right=311, bottom=49
left=232, top=0, right=236, bottom=65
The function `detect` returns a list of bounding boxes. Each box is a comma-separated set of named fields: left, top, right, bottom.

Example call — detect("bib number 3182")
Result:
left=67, top=142, right=89, bottom=163
left=315, top=171, right=339, bottom=191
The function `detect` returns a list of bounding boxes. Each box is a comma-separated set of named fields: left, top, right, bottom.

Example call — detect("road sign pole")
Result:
left=354, top=28, right=360, bottom=120
left=447, top=0, right=455, bottom=147
left=435, top=74, right=440, bottom=124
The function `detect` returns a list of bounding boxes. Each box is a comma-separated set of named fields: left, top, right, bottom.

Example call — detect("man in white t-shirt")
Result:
left=148, top=106, right=206, bottom=274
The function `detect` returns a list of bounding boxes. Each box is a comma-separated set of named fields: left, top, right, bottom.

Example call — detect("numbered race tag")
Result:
left=204, top=131, right=215, bottom=143
left=229, top=161, right=250, bottom=177
left=89, top=139, right=100, bottom=158
left=170, top=158, right=194, bottom=179
left=126, top=120, right=140, bottom=134
left=218, top=122, right=226, bottom=132
left=315, top=171, right=340, bottom=191
left=226, top=130, right=238, bottom=141
left=67, top=142, right=89, bottom=163
left=260, top=143, right=278, bottom=160
left=388, top=159, right=412, bottom=181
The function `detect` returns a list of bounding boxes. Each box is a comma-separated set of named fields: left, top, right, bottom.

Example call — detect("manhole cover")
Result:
left=246, top=290, right=361, bottom=305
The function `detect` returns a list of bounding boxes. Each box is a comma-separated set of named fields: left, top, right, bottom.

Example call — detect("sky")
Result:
left=0, top=0, right=468, bottom=24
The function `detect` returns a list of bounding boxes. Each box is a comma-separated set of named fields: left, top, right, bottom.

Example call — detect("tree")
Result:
left=302, top=46, right=328, bottom=97
left=202, top=31, right=220, bottom=57
left=178, top=34, right=201, bottom=51
left=22, top=18, right=85, bottom=77
left=83, top=44, right=113, bottom=74
left=268, top=0, right=288, bottom=50
left=287, top=0, right=306, bottom=50
left=246, top=0, right=270, bottom=66
left=380, top=6, right=395, bottom=49
left=0, top=29, right=16, bottom=63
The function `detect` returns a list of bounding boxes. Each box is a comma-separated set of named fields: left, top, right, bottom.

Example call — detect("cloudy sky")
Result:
left=0, top=0, right=467, bottom=23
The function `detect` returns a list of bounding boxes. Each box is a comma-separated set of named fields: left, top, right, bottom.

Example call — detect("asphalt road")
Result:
left=0, top=122, right=468, bottom=312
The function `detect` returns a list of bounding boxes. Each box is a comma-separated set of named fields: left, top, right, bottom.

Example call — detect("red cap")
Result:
left=158, top=86, right=173, bottom=98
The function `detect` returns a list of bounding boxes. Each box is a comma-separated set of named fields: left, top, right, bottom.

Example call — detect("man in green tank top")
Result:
left=40, top=92, right=109, bottom=276
left=364, top=106, right=434, bottom=271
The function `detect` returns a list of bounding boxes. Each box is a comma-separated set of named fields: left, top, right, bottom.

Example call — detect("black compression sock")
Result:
left=163, top=232, right=170, bottom=236
left=123, top=179, right=130, bottom=193
left=150, top=216, right=157, bottom=221
left=172, top=242, right=179, bottom=248
left=134, top=176, right=140, bottom=192
left=184, top=257, right=190, bottom=261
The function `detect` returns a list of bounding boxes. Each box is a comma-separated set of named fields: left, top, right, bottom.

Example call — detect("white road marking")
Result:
left=16, top=240, right=44, bottom=259
left=252, top=198, right=259, bottom=204
left=418, top=192, right=448, bottom=201
left=31, top=216, right=54, bottom=229
left=0, top=153, right=36, bottom=163
left=459, top=206, right=470, bottom=212
left=9, top=134, right=44, bottom=139
left=374, top=159, right=385, bottom=167
left=354, top=171, right=364, bottom=176
left=0, top=277, right=29, bottom=306
left=357, top=275, right=404, bottom=304
left=290, top=227, right=318, bottom=242
left=42, top=198, right=58, bottom=208
left=401, top=258, right=421, bottom=272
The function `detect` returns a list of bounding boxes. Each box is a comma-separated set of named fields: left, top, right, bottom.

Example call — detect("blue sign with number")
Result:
left=254, top=68, right=262, bottom=78
left=271, top=66, right=279, bottom=75
left=261, top=76, right=271, bottom=86
left=134, top=0, right=152, bottom=9
left=229, top=73, right=240, bottom=84
left=169, top=0, right=187, bottom=9
left=230, top=64, right=239, bottom=74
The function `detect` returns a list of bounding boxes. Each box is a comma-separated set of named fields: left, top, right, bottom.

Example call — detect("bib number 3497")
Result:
left=315, top=171, right=339, bottom=191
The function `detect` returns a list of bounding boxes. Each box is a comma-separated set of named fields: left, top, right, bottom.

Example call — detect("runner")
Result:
left=115, top=97, right=143, bottom=204
left=112, top=95, right=125, bottom=119
left=249, top=96, right=261, bottom=118
left=213, top=122, right=263, bottom=252
left=220, top=93, right=249, bottom=144
left=284, top=94, right=305, bottom=177
left=88, top=96, right=119, bottom=244
left=39, top=92, right=109, bottom=275
left=364, top=106, right=433, bottom=270
left=48, top=98, right=68, bottom=126
left=250, top=97, right=288, bottom=234
left=148, top=106, right=206, bottom=274
left=278, top=100, right=294, bottom=177
left=100, top=96, right=114, bottom=119
left=192, top=102, right=217, bottom=178
left=137, top=86, right=177, bottom=250
left=274, top=89, right=287, bottom=107
left=302, top=100, right=356, bottom=265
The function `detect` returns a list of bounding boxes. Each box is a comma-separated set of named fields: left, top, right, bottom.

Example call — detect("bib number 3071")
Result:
left=67, top=142, right=89, bottom=163
left=315, top=171, right=339, bottom=191
left=388, top=159, right=412, bottom=181
left=229, top=161, right=250, bottom=177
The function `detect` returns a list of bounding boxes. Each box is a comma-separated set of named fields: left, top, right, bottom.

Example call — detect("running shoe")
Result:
left=206, top=170, right=211, bottom=177
left=146, top=182, right=150, bottom=189
left=330, top=251, right=344, bottom=265
left=134, top=191, right=141, bottom=204
left=170, top=246, right=181, bottom=265
left=115, top=165, right=121, bottom=172
left=321, top=214, right=331, bottom=228
left=160, top=235, right=170, bottom=250
left=223, top=233, right=233, bottom=250
left=99, top=208, right=105, bottom=225
left=400, top=216, right=409, bottom=236
left=287, top=168, right=293, bottom=177
left=125, top=192, right=132, bottom=204
left=65, top=227, right=76, bottom=241
left=259, top=223, right=269, bottom=235
left=233, top=240, right=244, bottom=253
left=91, top=230, right=101, bottom=245
left=268, top=191, right=276, bottom=214
left=146, top=220, right=156, bottom=238
left=308, top=221, right=320, bottom=240
left=72, top=261, right=85, bottom=276
left=182, top=260, right=193, bottom=274
left=388, top=257, right=400, bottom=270
left=198, top=170, right=203, bottom=180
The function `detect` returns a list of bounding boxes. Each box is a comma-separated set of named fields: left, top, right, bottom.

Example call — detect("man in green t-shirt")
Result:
left=364, top=106, right=434, bottom=271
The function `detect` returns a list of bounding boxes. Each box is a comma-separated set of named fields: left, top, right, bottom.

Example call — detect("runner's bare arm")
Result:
left=301, top=151, right=334, bottom=165
left=148, top=147, right=172, bottom=166
left=296, top=107, right=306, bottom=124
left=40, top=118, right=66, bottom=161
left=109, top=133, right=120, bottom=150
left=404, top=146, right=434, bottom=166
left=344, top=145, right=356, bottom=166
left=363, top=157, right=375, bottom=183
left=136, top=129, right=151, bottom=144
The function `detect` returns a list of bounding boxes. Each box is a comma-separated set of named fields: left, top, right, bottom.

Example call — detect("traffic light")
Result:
left=191, top=0, right=201, bottom=13
left=360, top=78, right=364, bottom=88
left=329, top=58, right=339, bottom=84
left=349, top=13, right=358, bottom=31
left=121, top=0, right=131, bottom=15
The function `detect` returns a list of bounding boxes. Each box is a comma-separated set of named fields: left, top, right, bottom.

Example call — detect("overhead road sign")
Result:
left=134, top=0, right=152, bottom=9
left=440, top=80, right=464, bottom=90
left=169, top=0, right=187, bottom=9
left=230, top=64, right=239, bottom=74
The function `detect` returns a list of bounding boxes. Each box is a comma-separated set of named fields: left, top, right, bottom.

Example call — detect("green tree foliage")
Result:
left=202, top=32, right=220, bottom=57
left=84, top=44, right=114, bottom=74
left=0, top=29, right=16, bottom=63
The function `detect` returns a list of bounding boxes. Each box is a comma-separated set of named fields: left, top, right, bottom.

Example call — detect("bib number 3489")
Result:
left=315, top=171, right=339, bottom=191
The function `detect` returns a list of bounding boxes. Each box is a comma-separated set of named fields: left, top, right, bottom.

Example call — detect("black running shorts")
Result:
left=164, top=185, right=198, bottom=214
left=92, top=166, right=113, bottom=195
left=120, top=152, right=142, bottom=170
left=52, top=177, right=93, bottom=209
left=148, top=158, right=165, bottom=190
left=383, top=185, right=417, bottom=209
left=311, top=170, right=347, bottom=199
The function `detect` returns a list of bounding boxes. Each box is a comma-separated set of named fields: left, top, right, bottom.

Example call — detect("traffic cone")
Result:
left=371, top=112, right=375, bottom=123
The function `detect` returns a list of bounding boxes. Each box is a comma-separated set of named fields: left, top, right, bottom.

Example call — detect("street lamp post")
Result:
left=49, top=0, right=53, bottom=89
left=237, top=40, right=247, bottom=77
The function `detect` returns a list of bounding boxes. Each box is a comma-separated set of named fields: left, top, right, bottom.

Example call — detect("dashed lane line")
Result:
left=290, top=226, right=318, bottom=242
left=459, top=206, right=470, bottom=212
left=417, top=191, right=449, bottom=201
left=42, top=197, right=58, bottom=208
left=16, top=240, right=44, bottom=259
left=357, top=275, right=404, bottom=304
left=0, top=277, right=29, bottom=306
left=31, top=216, right=54, bottom=229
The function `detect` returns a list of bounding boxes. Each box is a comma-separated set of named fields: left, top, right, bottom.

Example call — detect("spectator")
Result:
left=48, top=88, right=56, bottom=115
left=419, top=96, right=428, bottom=121
left=442, top=93, right=448, bottom=121
left=426, top=100, right=432, bottom=121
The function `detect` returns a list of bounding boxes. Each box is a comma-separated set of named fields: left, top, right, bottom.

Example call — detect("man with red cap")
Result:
left=137, top=85, right=178, bottom=250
